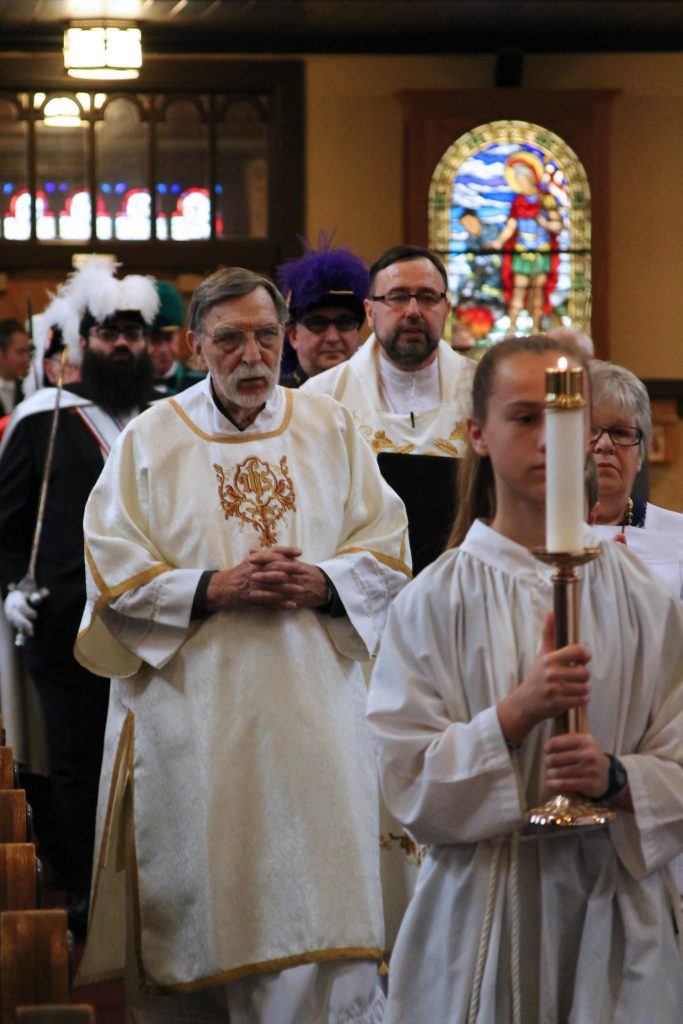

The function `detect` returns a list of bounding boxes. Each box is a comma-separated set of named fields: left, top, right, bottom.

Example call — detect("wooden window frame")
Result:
left=398, top=89, right=619, bottom=358
left=0, top=55, right=304, bottom=274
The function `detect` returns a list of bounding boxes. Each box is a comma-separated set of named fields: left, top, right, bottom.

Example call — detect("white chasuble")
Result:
left=301, top=335, right=475, bottom=457
left=74, top=381, right=411, bottom=993
left=368, top=520, right=683, bottom=1024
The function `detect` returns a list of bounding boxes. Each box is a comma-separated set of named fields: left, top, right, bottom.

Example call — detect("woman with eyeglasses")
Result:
left=590, top=359, right=683, bottom=908
left=589, top=359, right=683, bottom=544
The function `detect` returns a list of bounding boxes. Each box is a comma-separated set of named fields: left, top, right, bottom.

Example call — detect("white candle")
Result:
left=545, top=358, right=585, bottom=552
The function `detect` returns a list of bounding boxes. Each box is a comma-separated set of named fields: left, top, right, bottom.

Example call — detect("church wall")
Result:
left=304, top=52, right=683, bottom=379
left=303, top=51, right=683, bottom=511
left=2, top=50, right=681, bottom=507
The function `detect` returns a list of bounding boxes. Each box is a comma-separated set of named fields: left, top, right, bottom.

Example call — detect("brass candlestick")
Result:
left=523, top=548, right=616, bottom=832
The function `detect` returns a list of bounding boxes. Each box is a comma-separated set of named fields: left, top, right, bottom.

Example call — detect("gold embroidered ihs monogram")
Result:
left=214, top=455, right=296, bottom=546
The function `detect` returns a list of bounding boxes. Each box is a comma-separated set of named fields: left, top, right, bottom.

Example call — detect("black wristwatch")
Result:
left=594, top=754, right=629, bottom=802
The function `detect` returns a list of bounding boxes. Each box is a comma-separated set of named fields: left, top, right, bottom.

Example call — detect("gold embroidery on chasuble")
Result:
left=431, top=419, right=468, bottom=456
left=214, top=454, right=296, bottom=547
left=362, top=427, right=415, bottom=455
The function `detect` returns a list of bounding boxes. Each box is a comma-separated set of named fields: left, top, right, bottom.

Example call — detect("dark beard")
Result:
left=379, top=320, right=440, bottom=369
left=81, top=347, right=154, bottom=414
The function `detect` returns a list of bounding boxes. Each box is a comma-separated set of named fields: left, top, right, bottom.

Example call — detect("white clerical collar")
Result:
left=378, top=351, right=441, bottom=413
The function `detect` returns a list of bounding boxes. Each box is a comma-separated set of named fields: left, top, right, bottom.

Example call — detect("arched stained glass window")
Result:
left=0, top=60, right=303, bottom=273
left=0, top=97, right=29, bottom=240
left=216, top=96, right=269, bottom=239
left=96, top=97, right=149, bottom=240
left=429, top=120, right=591, bottom=347
left=157, top=98, right=210, bottom=241
left=35, top=94, right=89, bottom=241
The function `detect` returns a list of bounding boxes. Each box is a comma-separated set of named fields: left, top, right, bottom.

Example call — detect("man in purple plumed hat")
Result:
left=277, top=239, right=368, bottom=387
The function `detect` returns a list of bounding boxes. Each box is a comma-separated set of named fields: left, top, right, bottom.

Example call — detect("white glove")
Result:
left=4, top=589, right=44, bottom=637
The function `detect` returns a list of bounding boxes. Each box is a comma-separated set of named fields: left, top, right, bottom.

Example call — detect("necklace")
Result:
left=621, top=497, right=634, bottom=528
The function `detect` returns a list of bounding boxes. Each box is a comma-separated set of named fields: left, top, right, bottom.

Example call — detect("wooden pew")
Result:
left=16, top=1008, right=94, bottom=1023
left=0, top=847, right=40, bottom=912
left=0, top=725, right=94, bottom=1023
left=0, top=752, right=15, bottom=793
left=0, top=794, right=31, bottom=845
left=0, top=910, right=69, bottom=1023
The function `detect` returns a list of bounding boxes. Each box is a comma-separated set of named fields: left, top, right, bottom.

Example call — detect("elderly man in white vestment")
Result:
left=74, top=267, right=411, bottom=1024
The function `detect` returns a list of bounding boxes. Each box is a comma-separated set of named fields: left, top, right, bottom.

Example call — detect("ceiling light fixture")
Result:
left=64, top=23, right=143, bottom=81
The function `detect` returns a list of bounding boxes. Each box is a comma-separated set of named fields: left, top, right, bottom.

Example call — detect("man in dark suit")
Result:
left=0, top=261, right=161, bottom=937
left=0, top=318, right=32, bottom=415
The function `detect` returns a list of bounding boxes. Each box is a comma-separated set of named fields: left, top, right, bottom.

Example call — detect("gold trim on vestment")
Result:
left=89, top=714, right=383, bottom=994
left=169, top=388, right=293, bottom=443
left=338, top=545, right=412, bottom=578
left=83, top=542, right=173, bottom=619
left=88, top=711, right=135, bottom=933
left=139, top=945, right=384, bottom=995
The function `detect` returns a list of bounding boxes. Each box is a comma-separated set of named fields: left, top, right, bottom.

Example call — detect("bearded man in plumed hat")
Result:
left=0, top=258, right=162, bottom=937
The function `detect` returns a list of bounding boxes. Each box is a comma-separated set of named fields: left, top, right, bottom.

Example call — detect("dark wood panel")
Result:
left=398, top=88, right=618, bottom=358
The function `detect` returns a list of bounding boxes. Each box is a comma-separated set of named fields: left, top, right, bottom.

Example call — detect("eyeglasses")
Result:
left=203, top=324, right=283, bottom=353
left=300, top=314, right=360, bottom=334
left=91, top=325, right=146, bottom=343
left=590, top=426, right=643, bottom=447
left=370, top=289, right=447, bottom=310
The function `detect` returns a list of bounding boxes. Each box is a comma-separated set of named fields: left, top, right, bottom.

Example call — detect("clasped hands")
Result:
left=497, top=611, right=610, bottom=800
left=206, top=546, right=329, bottom=614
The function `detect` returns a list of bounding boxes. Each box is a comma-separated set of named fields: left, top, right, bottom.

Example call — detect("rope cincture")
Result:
left=466, top=830, right=522, bottom=1024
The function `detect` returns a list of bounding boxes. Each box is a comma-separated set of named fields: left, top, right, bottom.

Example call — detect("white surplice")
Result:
left=74, top=380, right=411, bottom=994
left=593, top=502, right=683, bottom=898
left=367, top=519, right=683, bottom=1024
left=592, top=502, right=683, bottom=600
left=301, top=335, right=475, bottom=457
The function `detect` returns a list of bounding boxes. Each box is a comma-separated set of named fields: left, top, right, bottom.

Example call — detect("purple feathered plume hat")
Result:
left=277, top=234, right=369, bottom=326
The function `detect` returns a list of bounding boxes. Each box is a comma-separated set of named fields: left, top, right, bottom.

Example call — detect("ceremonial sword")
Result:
left=9, top=346, right=69, bottom=647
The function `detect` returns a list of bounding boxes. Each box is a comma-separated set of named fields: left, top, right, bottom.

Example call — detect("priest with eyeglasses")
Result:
left=73, top=266, right=410, bottom=1022
left=302, top=243, right=475, bottom=460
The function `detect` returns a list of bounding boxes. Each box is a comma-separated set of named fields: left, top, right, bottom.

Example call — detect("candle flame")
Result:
left=557, top=356, right=568, bottom=371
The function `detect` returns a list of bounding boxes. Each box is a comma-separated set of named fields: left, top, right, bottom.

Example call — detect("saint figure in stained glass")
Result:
left=429, top=121, right=590, bottom=347
left=487, top=150, right=562, bottom=332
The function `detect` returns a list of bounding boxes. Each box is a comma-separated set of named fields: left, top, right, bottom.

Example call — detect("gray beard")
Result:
left=215, top=361, right=280, bottom=408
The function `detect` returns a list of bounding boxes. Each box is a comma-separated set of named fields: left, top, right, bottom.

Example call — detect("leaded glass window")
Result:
left=429, top=120, right=591, bottom=346
left=0, top=58, right=302, bottom=273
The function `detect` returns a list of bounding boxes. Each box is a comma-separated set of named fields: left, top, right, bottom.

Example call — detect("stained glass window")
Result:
left=96, top=97, right=149, bottom=240
left=216, top=97, right=269, bottom=239
left=0, top=97, right=29, bottom=240
left=0, top=87, right=274, bottom=249
left=32, top=93, right=94, bottom=241
left=157, top=98, right=211, bottom=241
left=429, top=120, right=591, bottom=346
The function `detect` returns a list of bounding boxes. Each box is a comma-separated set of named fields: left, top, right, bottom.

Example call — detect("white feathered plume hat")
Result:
left=33, top=257, right=160, bottom=368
